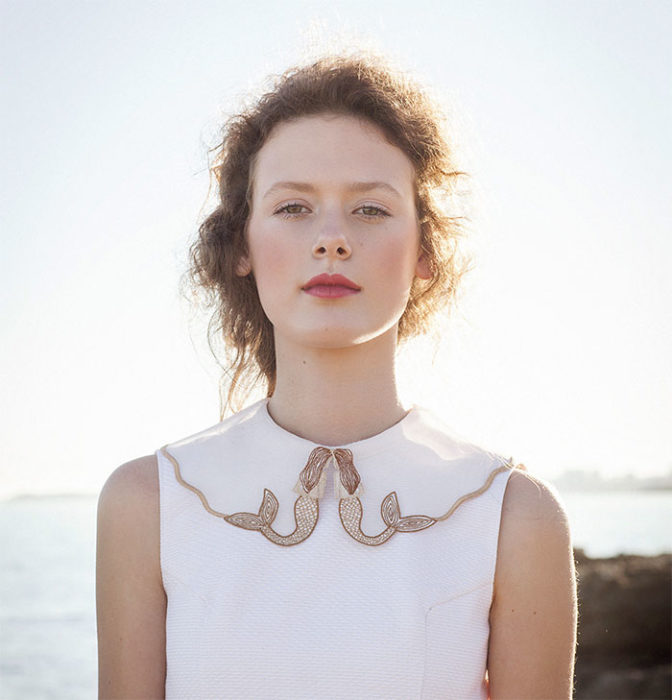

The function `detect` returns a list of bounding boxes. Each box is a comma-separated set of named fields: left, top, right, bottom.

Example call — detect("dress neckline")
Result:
left=258, top=397, right=419, bottom=459
left=161, top=398, right=517, bottom=548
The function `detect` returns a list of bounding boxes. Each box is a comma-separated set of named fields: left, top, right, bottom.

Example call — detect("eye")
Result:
left=274, top=202, right=309, bottom=218
left=356, top=204, right=391, bottom=218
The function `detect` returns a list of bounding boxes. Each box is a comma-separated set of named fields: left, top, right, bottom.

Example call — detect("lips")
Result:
left=302, top=273, right=361, bottom=298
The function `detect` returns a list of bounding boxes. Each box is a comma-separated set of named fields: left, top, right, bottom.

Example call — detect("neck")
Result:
left=267, top=328, right=408, bottom=446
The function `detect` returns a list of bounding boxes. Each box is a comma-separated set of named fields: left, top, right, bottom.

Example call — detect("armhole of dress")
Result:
left=155, top=448, right=168, bottom=595
left=489, top=464, right=520, bottom=610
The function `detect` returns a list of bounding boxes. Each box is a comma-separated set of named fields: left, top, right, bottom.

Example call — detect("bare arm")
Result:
left=488, top=470, right=578, bottom=699
left=96, top=455, right=166, bottom=699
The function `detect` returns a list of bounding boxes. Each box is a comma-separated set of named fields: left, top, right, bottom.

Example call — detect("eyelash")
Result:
left=358, top=205, right=390, bottom=218
left=274, top=202, right=307, bottom=218
left=273, top=203, right=391, bottom=219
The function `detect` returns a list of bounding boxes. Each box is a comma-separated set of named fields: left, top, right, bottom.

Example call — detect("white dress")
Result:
left=157, top=398, right=517, bottom=699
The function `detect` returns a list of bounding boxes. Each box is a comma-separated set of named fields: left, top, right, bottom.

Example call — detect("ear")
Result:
left=235, top=256, right=252, bottom=276
left=414, top=252, right=432, bottom=280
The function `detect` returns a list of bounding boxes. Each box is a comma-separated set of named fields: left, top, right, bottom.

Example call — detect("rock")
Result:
left=573, top=549, right=671, bottom=699
left=576, top=665, right=671, bottom=700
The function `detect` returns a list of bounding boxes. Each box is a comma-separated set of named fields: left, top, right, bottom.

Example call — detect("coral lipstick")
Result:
left=302, top=273, right=361, bottom=299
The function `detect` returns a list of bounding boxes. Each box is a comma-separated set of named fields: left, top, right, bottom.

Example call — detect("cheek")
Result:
left=248, top=232, right=294, bottom=297
left=375, top=235, right=420, bottom=287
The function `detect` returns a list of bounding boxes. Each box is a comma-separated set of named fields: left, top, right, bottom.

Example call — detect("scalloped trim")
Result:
left=160, top=446, right=517, bottom=547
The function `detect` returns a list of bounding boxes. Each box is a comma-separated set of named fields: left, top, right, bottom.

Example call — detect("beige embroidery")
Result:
left=225, top=489, right=319, bottom=546
left=161, top=447, right=319, bottom=546
left=160, top=446, right=516, bottom=548
left=339, top=493, right=437, bottom=545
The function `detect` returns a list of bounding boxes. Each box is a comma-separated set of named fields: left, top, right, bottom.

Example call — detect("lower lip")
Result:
left=303, top=285, right=360, bottom=298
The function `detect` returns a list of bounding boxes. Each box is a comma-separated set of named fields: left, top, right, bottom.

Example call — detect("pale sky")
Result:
left=1, top=0, right=670, bottom=498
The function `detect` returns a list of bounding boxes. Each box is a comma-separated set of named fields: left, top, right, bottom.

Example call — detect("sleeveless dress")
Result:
left=156, top=398, right=517, bottom=699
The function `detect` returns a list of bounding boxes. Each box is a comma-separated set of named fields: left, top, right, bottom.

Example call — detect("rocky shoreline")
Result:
left=573, top=549, right=671, bottom=699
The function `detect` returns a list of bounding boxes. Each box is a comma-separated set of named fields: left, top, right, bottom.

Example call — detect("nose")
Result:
left=312, top=220, right=352, bottom=260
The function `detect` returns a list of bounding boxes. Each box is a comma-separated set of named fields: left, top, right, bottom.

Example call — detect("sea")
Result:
left=0, top=491, right=670, bottom=699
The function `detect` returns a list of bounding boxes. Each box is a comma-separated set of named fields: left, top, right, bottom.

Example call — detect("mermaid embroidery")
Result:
left=160, top=445, right=514, bottom=548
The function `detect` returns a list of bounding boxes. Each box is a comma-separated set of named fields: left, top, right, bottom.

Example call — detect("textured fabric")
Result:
left=157, top=399, right=515, bottom=699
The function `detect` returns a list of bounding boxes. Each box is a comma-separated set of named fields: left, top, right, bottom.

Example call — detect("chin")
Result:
left=280, top=321, right=400, bottom=351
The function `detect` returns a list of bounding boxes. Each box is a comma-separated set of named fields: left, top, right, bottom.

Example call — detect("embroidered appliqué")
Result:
left=160, top=446, right=515, bottom=548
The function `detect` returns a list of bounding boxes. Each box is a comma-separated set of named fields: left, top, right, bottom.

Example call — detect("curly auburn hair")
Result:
left=188, top=52, right=471, bottom=414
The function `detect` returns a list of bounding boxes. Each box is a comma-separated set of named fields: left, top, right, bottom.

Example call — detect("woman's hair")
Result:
left=188, top=52, right=470, bottom=414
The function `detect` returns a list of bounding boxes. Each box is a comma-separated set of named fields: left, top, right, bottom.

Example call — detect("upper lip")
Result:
left=302, top=273, right=361, bottom=290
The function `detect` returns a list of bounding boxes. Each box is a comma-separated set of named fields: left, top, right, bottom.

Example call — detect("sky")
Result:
left=1, top=0, right=670, bottom=498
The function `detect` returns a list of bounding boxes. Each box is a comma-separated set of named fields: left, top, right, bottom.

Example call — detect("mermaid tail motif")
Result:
left=225, top=447, right=437, bottom=547
left=225, top=489, right=319, bottom=547
left=339, top=492, right=437, bottom=546
left=224, top=447, right=347, bottom=546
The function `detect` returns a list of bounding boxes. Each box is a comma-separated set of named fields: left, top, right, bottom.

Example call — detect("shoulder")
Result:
left=96, top=456, right=163, bottom=621
left=500, top=469, right=570, bottom=529
left=97, top=455, right=160, bottom=563
left=487, top=470, right=577, bottom=697
left=496, top=469, right=572, bottom=577
left=500, top=469, right=571, bottom=546
left=494, top=467, right=575, bottom=604
left=98, top=454, right=159, bottom=517
left=96, top=456, right=166, bottom=696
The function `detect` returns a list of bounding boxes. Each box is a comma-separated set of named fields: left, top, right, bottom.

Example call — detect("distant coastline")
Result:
left=1, top=491, right=98, bottom=502
left=553, top=469, right=672, bottom=493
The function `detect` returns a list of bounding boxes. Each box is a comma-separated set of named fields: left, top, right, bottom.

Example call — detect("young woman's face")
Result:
left=241, top=113, right=430, bottom=350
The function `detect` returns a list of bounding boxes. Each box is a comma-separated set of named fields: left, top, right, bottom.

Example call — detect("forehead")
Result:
left=251, top=114, right=416, bottom=198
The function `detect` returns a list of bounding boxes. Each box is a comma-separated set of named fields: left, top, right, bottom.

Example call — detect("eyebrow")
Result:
left=261, top=181, right=403, bottom=201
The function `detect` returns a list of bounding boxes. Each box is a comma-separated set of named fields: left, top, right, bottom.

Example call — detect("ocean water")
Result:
left=561, top=490, right=672, bottom=558
left=0, top=491, right=670, bottom=699
left=0, top=497, right=97, bottom=699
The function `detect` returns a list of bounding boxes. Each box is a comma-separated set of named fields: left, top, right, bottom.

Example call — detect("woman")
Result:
left=96, top=53, right=577, bottom=699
